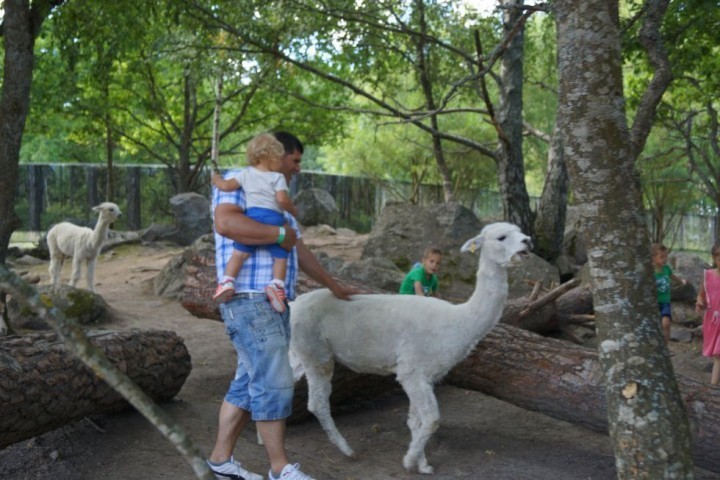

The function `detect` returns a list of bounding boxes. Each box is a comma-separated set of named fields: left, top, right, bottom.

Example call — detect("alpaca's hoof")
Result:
left=418, top=464, right=434, bottom=475
left=341, top=447, right=356, bottom=458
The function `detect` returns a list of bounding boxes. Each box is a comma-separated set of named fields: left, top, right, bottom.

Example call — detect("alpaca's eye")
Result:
left=498, top=235, right=506, bottom=241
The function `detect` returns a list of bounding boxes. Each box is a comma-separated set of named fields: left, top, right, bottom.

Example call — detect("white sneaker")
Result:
left=272, top=463, right=316, bottom=480
left=207, top=457, right=263, bottom=480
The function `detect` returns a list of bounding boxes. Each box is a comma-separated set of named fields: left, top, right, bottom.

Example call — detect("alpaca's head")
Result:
left=460, top=222, right=532, bottom=267
left=92, top=202, right=122, bottom=223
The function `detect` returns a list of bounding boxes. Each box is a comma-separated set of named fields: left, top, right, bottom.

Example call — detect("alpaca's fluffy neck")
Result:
left=466, top=257, right=508, bottom=306
left=452, top=256, right=509, bottom=351
left=91, top=218, right=111, bottom=249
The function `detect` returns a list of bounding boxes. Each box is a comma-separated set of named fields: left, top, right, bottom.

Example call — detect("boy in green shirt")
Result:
left=652, top=243, right=687, bottom=346
left=399, top=247, right=442, bottom=297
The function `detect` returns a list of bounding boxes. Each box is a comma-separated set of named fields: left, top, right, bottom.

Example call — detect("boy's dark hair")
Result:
left=423, top=247, right=442, bottom=258
left=273, top=131, right=304, bottom=155
left=712, top=244, right=720, bottom=259
left=651, top=243, right=668, bottom=256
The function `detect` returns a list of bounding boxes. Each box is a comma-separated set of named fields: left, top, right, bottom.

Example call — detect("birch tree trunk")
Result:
left=555, top=0, right=694, bottom=477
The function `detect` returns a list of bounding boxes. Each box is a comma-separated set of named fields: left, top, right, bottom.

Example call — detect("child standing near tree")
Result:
left=211, top=133, right=298, bottom=312
left=652, top=243, right=687, bottom=346
left=696, top=244, right=720, bottom=385
left=399, top=247, right=442, bottom=297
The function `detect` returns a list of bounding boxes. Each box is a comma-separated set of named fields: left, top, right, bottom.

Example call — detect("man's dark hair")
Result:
left=273, top=131, right=304, bottom=155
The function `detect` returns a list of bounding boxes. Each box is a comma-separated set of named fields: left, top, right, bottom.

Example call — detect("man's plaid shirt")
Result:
left=211, top=168, right=300, bottom=300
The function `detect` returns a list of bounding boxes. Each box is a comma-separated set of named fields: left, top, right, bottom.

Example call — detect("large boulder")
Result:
left=361, top=202, right=447, bottom=272
left=293, top=188, right=339, bottom=226
left=168, top=193, right=212, bottom=246
left=154, top=234, right=215, bottom=299
left=360, top=202, right=560, bottom=302
left=361, top=201, right=464, bottom=297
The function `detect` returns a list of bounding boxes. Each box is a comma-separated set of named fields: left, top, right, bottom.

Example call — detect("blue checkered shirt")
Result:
left=211, top=168, right=300, bottom=300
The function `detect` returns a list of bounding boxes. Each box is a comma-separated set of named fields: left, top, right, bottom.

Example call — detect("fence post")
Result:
left=87, top=166, right=100, bottom=208
left=125, top=166, right=142, bottom=230
left=27, top=165, right=45, bottom=231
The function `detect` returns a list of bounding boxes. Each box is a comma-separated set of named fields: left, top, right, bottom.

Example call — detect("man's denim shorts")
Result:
left=219, top=293, right=294, bottom=421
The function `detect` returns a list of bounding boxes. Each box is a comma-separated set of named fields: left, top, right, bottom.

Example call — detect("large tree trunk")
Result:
left=533, top=123, right=568, bottom=262
left=496, top=0, right=534, bottom=236
left=556, top=0, right=693, bottom=477
left=0, top=329, right=191, bottom=448
left=0, top=1, right=35, bottom=265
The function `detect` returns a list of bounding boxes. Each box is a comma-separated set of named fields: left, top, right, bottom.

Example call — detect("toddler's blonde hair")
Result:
left=246, top=133, right=284, bottom=170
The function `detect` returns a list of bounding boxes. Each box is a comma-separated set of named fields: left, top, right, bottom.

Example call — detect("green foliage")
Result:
left=12, top=0, right=718, bottom=227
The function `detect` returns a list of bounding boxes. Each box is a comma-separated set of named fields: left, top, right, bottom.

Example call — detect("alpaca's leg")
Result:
left=49, top=254, right=64, bottom=288
left=400, top=379, right=439, bottom=475
left=405, top=403, right=430, bottom=471
left=70, top=255, right=83, bottom=287
left=86, top=258, right=96, bottom=292
left=305, top=361, right=356, bottom=457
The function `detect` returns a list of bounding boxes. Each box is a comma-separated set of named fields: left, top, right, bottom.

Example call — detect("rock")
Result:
left=315, top=251, right=346, bottom=276
left=362, top=202, right=444, bottom=271
left=302, top=224, right=339, bottom=238
left=669, top=251, right=705, bottom=302
left=154, top=234, right=215, bottom=299
left=337, top=257, right=405, bottom=292
left=507, top=253, right=561, bottom=299
left=360, top=202, right=559, bottom=302
left=168, top=193, right=212, bottom=246
left=12, top=255, right=45, bottom=266
left=427, top=202, right=483, bottom=243
left=670, top=327, right=694, bottom=343
left=293, top=188, right=339, bottom=226
left=7, top=285, right=111, bottom=331
left=138, top=223, right=183, bottom=245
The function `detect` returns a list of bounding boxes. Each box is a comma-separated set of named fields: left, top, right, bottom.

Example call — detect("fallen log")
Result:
left=0, top=329, right=191, bottom=448
left=500, top=278, right=581, bottom=332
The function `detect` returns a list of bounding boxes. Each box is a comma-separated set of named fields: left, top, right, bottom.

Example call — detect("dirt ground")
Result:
left=1, top=229, right=718, bottom=480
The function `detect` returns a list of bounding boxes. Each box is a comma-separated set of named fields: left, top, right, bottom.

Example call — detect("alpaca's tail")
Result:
left=289, top=346, right=306, bottom=382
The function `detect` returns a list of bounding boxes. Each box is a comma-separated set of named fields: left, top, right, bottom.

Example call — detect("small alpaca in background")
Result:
left=290, top=222, right=532, bottom=474
left=47, top=202, right=122, bottom=292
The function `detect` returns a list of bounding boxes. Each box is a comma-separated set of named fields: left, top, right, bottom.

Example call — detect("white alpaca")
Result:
left=290, top=222, right=532, bottom=474
left=47, top=202, right=122, bottom=292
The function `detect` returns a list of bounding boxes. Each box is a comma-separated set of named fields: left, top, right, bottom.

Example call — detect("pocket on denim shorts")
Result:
left=248, top=302, right=285, bottom=344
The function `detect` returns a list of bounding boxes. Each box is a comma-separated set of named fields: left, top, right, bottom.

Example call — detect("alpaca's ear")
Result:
left=92, top=204, right=102, bottom=213
left=460, top=236, right=484, bottom=254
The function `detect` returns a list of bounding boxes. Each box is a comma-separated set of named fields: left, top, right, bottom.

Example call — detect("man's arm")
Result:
left=296, top=239, right=357, bottom=300
left=214, top=203, right=297, bottom=250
